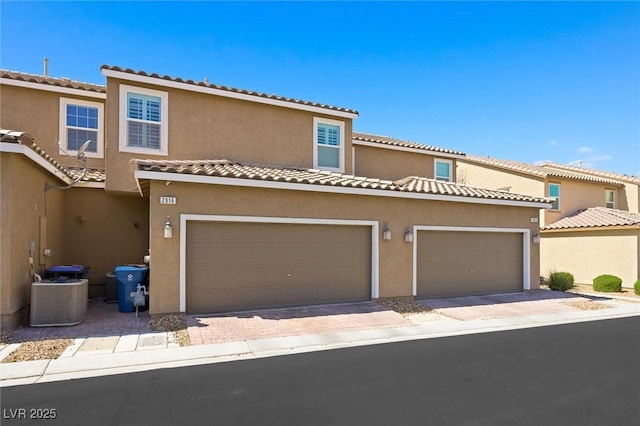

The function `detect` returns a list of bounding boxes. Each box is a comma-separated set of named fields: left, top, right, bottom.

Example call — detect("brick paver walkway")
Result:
left=186, top=302, right=413, bottom=345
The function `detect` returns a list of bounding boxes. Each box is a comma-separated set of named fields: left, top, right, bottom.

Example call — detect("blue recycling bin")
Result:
left=115, top=265, right=148, bottom=313
left=46, top=265, right=89, bottom=280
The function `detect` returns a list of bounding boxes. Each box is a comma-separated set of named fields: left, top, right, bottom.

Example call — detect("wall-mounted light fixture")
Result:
left=164, top=217, right=173, bottom=239
left=382, top=223, right=391, bottom=240
left=404, top=227, right=413, bottom=243
left=532, top=233, right=540, bottom=244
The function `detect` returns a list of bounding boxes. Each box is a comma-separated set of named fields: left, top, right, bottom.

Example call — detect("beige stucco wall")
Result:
left=62, top=188, right=149, bottom=290
left=543, top=179, right=616, bottom=226
left=541, top=229, right=639, bottom=288
left=0, top=84, right=106, bottom=169
left=104, top=78, right=354, bottom=193
left=618, top=182, right=639, bottom=213
left=145, top=180, right=541, bottom=314
left=457, top=161, right=545, bottom=195
left=0, top=154, right=65, bottom=329
left=353, top=145, right=456, bottom=182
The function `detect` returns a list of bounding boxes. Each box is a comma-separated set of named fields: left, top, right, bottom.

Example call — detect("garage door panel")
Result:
left=417, top=230, right=523, bottom=298
left=186, top=221, right=371, bottom=314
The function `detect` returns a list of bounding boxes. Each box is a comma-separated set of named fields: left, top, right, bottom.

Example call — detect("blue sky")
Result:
left=1, top=1, right=639, bottom=176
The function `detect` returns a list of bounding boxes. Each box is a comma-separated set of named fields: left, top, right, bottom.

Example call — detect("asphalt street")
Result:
left=2, top=317, right=638, bottom=426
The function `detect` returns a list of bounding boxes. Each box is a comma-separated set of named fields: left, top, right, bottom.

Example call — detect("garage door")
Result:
left=417, top=230, right=523, bottom=298
left=186, top=221, right=371, bottom=313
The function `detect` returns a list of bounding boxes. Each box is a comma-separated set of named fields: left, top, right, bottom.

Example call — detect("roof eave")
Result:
left=134, top=169, right=551, bottom=209
left=101, top=67, right=358, bottom=119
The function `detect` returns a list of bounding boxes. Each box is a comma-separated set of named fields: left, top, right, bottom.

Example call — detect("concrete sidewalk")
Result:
left=1, top=291, right=638, bottom=387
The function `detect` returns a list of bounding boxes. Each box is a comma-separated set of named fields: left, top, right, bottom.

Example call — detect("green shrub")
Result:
left=547, top=272, right=575, bottom=292
left=593, top=274, right=622, bottom=292
left=633, top=279, right=640, bottom=296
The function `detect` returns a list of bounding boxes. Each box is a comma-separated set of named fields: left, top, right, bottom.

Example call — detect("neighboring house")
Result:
left=352, top=132, right=465, bottom=182
left=457, top=156, right=639, bottom=288
left=541, top=207, right=640, bottom=288
left=0, top=66, right=552, bottom=328
left=457, top=156, right=626, bottom=227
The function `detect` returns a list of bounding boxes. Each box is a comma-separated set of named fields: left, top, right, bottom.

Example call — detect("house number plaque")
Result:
left=160, top=196, right=176, bottom=205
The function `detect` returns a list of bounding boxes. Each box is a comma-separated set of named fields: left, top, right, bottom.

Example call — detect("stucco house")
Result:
left=0, top=66, right=551, bottom=329
left=457, top=156, right=639, bottom=287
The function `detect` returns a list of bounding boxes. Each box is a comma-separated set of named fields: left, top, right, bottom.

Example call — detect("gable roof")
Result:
left=352, top=132, right=466, bottom=157
left=541, top=162, right=640, bottom=185
left=463, top=155, right=624, bottom=186
left=0, top=129, right=105, bottom=185
left=100, top=65, right=358, bottom=118
left=0, top=69, right=106, bottom=95
left=131, top=158, right=552, bottom=207
left=543, top=207, right=640, bottom=231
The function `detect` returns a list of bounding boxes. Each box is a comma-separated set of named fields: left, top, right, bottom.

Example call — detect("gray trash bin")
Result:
left=105, top=272, right=118, bottom=303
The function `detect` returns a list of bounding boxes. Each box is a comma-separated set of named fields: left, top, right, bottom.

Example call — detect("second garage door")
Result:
left=417, top=230, right=523, bottom=298
left=186, top=221, right=371, bottom=314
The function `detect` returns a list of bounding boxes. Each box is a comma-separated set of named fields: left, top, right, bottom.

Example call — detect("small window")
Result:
left=59, top=98, right=104, bottom=158
left=434, top=159, right=452, bottom=182
left=605, top=189, right=615, bottom=209
left=549, top=183, right=560, bottom=210
left=119, top=85, right=168, bottom=155
left=313, top=117, right=344, bottom=172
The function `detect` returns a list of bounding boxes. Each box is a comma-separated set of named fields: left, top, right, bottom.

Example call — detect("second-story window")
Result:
left=59, top=98, right=104, bottom=158
left=605, top=189, right=615, bottom=209
left=549, top=183, right=560, bottom=210
left=313, top=117, right=344, bottom=172
left=434, top=159, right=452, bottom=182
left=119, top=85, right=168, bottom=155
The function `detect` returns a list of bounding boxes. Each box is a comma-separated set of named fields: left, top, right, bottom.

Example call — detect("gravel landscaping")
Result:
left=149, top=314, right=191, bottom=346
left=2, top=338, right=73, bottom=363
left=562, top=300, right=611, bottom=310
left=378, top=299, right=432, bottom=315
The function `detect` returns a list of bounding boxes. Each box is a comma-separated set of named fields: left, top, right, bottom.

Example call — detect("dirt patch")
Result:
left=149, top=314, right=190, bottom=347
left=563, top=300, right=611, bottom=311
left=1, top=338, right=73, bottom=363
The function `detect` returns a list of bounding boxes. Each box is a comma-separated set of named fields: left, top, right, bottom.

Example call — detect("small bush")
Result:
left=593, top=274, right=622, bottom=292
left=635, top=279, right=640, bottom=296
left=547, top=272, right=575, bottom=292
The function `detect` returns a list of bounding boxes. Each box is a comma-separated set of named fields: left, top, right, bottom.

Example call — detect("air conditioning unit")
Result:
left=30, top=279, right=88, bottom=327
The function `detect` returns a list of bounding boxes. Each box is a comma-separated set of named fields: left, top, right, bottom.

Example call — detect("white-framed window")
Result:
left=59, top=98, right=104, bottom=158
left=119, top=84, right=168, bottom=155
left=549, top=183, right=560, bottom=211
left=605, top=189, right=615, bottom=209
left=313, top=117, right=345, bottom=172
left=434, top=159, right=453, bottom=182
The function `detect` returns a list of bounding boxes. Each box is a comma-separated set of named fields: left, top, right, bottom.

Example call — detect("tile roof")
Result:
left=353, top=132, right=466, bottom=156
left=543, top=207, right=640, bottom=230
left=132, top=158, right=551, bottom=204
left=0, top=69, right=106, bottom=93
left=0, top=129, right=105, bottom=183
left=101, top=65, right=358, bottom=116
left=541, top=162, right=640, bottom=185
left=463, top=155, right=624, bottom=185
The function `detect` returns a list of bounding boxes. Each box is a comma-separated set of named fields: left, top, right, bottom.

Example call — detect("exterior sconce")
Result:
left=382, top=224, right=391, bottom=240
left=532, top=233, right=540, bottom=244
left=404, top=228, right=413, bottom=243
left=164, top=217, right=173, bottom=239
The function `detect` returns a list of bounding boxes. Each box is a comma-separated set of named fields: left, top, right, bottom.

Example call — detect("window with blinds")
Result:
left=314, top=118, right=344, bottom=172
left=119, top=85, right=168, bottom=155
left=127, top=93, right=162, bottom=149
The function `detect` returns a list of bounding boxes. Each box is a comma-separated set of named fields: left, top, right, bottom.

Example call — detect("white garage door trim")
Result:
left=179, top=214, right=379, bottom=312
left=411, top=226, right=531, bottom=296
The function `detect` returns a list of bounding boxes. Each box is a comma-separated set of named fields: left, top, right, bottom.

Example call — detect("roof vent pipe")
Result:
left=43, top=57, right=49, bottom=76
